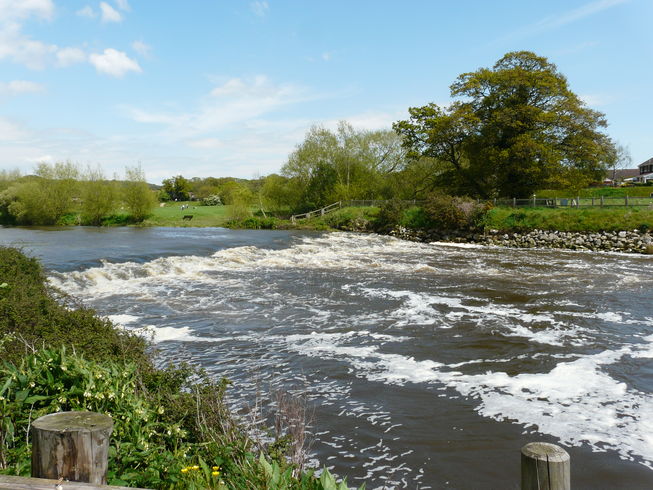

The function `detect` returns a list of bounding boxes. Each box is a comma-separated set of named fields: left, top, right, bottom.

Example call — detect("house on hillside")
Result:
left=635, top=157, right=653, bottom=183
left=604, top=168, right=640, bottom=185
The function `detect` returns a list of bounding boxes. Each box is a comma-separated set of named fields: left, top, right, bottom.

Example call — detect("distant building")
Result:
left=637, top=157, right=653, bottom=183
left=604, top=168, right=639, bottom=185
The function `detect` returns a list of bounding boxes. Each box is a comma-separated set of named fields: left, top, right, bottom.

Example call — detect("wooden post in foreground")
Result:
left=31, top=411, right=113, bottom=485
left=521, top=442, right=570, bottom=490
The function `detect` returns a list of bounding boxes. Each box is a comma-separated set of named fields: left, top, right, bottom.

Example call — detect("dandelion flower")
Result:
left=212, top=470, right=220, bottom=476
left=181, top=468, right=188, bottom=474
left=191, top=465, right=199, bottom=470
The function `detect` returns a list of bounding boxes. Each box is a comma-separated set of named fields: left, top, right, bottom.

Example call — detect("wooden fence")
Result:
left=495, top=196, right=653, bottom=208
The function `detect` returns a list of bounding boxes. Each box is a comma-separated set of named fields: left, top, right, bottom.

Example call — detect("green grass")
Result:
left=484, top=206, right=653, bottom=232
left=537, top=186, right=653, bottom=198
left=144, top=202, right=235, bottom=227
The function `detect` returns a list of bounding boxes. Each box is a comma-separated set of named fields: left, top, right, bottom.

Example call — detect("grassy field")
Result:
left=537, top=186, right=653, bottom=198
left=143, top=202, right=235, bottom=227
left=484, top=206, right=653, bottom=232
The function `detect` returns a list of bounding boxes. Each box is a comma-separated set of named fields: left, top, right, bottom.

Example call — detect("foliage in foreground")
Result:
left=0, top=247, right=362, bottom=489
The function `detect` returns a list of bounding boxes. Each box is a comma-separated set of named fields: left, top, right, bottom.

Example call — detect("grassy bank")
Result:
left=0, top=247, right=358, bottom=489
left=483, top=206, right=653, bottom=233
left=143, top=202, right=234, bottom=227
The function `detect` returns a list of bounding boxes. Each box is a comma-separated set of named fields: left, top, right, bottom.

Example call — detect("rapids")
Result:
left=2, top=226, right=653, bottom=488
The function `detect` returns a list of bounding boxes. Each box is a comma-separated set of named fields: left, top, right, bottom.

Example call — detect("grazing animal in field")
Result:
left=182, top=215, right=193, bottom=221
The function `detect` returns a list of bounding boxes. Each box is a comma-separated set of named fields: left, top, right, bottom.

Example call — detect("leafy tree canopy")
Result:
left=394, top=51, right=617, bottom=198
left=161, top=174, right=191, bottom=201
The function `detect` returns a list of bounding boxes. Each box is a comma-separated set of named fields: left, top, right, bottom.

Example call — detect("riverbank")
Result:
left=0, top=247, right=358, bottom=489
left=390, top=226, right=653, bottom=254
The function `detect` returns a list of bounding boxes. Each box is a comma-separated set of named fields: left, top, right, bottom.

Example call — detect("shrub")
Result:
left=201, top=195, right=222, bottom=206
left=422, top=194, right=489, bottom=231
left=374, top=199, right=406, bottom=232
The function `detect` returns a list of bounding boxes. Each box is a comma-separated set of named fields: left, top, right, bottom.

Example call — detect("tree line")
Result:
left=188, top=51, right=620, bottom=217
left=0, top=163, right=155, bottom=226
left=1, top=51, right=623, bottom=226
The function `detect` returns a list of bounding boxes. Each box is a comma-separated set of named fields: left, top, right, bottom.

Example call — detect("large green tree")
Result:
left=394, top=51, right=616, bottom=198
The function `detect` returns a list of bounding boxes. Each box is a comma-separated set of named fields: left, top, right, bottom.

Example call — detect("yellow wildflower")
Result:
left=191, top=465, right=199, bottom=470
left=212, top=471, right=220, bottom=477
left=181, top=468, right=189, bottom=474
left=212, top=466, right=220, bottom=470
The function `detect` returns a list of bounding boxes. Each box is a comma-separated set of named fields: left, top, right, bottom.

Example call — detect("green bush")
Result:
left=227, top=216, right=278, bottom=229
left=400, top=206, right=430, bottom=230
left=421, top=194, right=489, bottom=231
left=374, top=199, right=406, bottom=232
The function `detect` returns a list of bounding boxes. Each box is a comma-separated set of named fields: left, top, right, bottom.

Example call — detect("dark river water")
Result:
left=2, top=226, right=653, bottom=489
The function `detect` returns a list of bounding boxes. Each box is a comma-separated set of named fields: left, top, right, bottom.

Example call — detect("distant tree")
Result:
left=608, top=142, right=633, bottom=183
left=282, top=122, right=407, bottom=210
left=161, top=175, right=191, bottom=201
left=80, top=166, right=117, bottom=226
left=123, top=165, right=155, bottom=221
left=394, top=51, right=616, bottom=198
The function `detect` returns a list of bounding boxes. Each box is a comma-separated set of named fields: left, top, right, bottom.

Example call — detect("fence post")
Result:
left=625, top=195, right=629, bottom=206
left=553, top=196, right=557, bottom=208
left=513, top=197, right=516, bottom=207
left=576, top=196, right=580, bottom=208
left=31, top=411, right=113, bottom=485
left=591, top=197, right=594, bottom=207
left=521, top=442, right=570, bottom=490
left=600, top=195, right=604, bottom=208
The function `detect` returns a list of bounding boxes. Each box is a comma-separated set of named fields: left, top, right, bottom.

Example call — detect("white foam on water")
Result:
left=105, top=314, right=140, bottom=325
left=428, top=241, right=487, bottom=249
left=354, top=286, right=584, bottom=346
left=283, top=330, right=653, bottom=468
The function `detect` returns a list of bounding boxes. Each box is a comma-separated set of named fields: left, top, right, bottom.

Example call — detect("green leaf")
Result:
left=15, top=389, right=29, bottom=403
left=24, top=395, right=49, bottom=404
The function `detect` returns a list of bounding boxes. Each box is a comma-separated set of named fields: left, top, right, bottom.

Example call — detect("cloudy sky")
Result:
left=0, top=0, right=651, bottom=183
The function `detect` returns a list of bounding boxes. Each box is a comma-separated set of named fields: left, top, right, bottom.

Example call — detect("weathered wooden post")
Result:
left=31, top=411, right=113, bottom=485
left=600, top=195, right=604, bottom=207
left=521, top=442, right=570, bottom=490
left=513, top=197, right=516, bottom=207
left=625, top=195, right=629, bottom=206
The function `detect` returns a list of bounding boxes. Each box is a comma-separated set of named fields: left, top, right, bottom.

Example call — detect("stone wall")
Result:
left=389, top=226, right=653, bottom=254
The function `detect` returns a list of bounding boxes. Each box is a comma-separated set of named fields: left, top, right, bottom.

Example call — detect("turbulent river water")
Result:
left=2, top=226, right=653, bottom=488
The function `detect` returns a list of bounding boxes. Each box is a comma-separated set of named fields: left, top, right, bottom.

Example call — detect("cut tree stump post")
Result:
left=31, top=411, right=113, bottom=485
left=521, top=442, right=570, bottom=490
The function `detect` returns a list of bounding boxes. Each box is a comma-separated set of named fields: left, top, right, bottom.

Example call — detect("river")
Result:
left=2, top=226, right=653, bottom=488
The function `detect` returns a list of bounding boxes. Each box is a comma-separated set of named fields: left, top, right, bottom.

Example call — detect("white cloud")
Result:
left=115, top=0, right=130, bottom=12
left=131, top=76, right=308, bottom=136
left=0, top=22, right=57, bottom=69
left=0, top=0, right=54, bottom=22
left=321, top=52, right=332, bottom=62
left=0, top=79, right=44, bottom=95
left=250, top=1, right=269, bottom=17
left=76, top=5, right=96, bottom=19
left=100, top=2, right=122, bottom=23
left=89, top=48, right=141, bottom=77
left=56, top=47, right=86, bottom=67
left=132, top=40, right=151, bottom=57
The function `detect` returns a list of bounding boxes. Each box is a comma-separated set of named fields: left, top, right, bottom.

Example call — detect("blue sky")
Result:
left=0, top=0, right=651, bottom=183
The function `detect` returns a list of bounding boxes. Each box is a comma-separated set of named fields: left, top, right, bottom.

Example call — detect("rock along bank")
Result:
left=389, top=227, right=653, bottom=255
